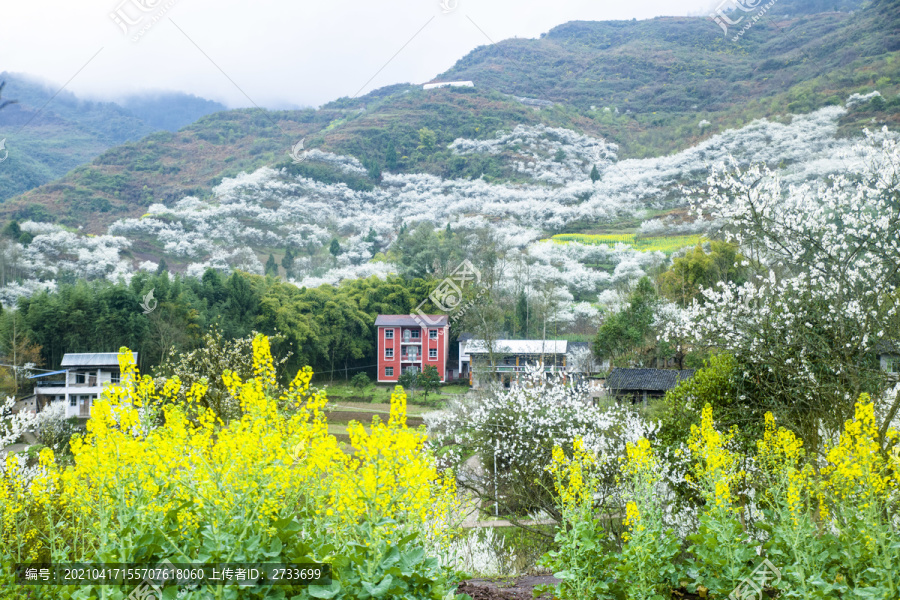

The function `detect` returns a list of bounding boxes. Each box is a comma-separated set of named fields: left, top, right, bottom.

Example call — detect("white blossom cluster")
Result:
left=428, top=363, right=656, bottom=479
left=299, top=149, right=369, bottom=176
left=845, top=90, right=882, bottom=107
left=0, top=106, right=883, bottom=312
left=661, top=129, right=900, bottom=403
left=0, top=223, right=132, bottom=304
left=449, top=123, right=619, bottom=184
left=0, top=396, right=67, bottom=489
left=294, top=261, right=396, bottom=289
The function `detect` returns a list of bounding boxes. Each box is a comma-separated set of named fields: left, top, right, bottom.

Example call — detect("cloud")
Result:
left=1, top=0, right=714, bottom=108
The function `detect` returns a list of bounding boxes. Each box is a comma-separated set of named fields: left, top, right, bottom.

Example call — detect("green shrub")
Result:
left=351, top=372, right=370, bottom=389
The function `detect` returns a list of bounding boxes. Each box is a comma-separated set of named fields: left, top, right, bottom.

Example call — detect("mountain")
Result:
left=0, top=73, right=226, bottom=203
left=0, top=0, right=897, bottom=306
left=119, top=93, right=229, bottom=132
left=4, top=0, right=898, bottom=233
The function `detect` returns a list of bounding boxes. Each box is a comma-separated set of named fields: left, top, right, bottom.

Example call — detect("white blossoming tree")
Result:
left=428, top=364, right=655, bottom=534
left=663, top=130, right=900, bottom=450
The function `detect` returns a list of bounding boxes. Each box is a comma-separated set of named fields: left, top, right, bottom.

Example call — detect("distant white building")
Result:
left=423, top=81, right=475, bottom=90
left=29, top=353, right=135, bottom=418
left=459, top=337, right=602, bottom=388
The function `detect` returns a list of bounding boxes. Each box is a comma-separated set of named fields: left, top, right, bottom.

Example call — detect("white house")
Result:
left=29, top=353, right=135, bottom=418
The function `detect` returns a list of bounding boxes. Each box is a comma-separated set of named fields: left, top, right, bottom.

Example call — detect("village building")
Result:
left=459, top=338, right=602, bottom=388
left=375, top=315, right=450, bottom=383
left=28, top=353, right=134, bottom=418
left=605, top=367, right=696, bottom=404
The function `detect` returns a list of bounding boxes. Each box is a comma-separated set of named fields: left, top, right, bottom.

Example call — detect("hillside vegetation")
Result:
left=0, top=73, right=225, bottom=204
left=2, top=0, right=898, bottom=230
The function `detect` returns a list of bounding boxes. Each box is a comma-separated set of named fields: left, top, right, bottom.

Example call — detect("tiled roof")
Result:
left=606, top=368, right=695, bottom=392
left=874, top=340, right=900, bottom=354
left=60, top=353, right=137, bottom=367
left=375, top=315, right=448, bottom=327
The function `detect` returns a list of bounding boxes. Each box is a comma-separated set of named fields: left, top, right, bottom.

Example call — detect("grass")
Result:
left=326, top=401, right=431, bottom=416
left=594, top=394, right=670, bottom=422
left=318, top=381, right=470, bottom=407
left=550, top=233, right=705, bottom=255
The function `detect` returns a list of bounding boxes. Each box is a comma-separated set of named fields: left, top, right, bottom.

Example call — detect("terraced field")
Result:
left=551, top=233, right=704, bottom=255
left=325, top=402, right=429, bottom=443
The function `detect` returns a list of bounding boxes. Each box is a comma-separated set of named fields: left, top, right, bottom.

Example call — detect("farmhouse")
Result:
left=375, top=315, right=450, bottom=383
left=606, top=367, right=696, bottom=404
left=460, top=338, right=601, bottom=388
left=28, top=353, right=135, bottom=418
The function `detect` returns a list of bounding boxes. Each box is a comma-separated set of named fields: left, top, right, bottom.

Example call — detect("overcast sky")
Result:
left=3, top=0, right=716, bottom=109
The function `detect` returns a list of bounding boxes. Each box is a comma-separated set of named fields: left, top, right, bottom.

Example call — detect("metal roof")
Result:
left=465, top=340, right=568, bottom=355
left=60, top=353, right=136, bottom=367
left=606, top=368, right=696, bottom=392
left=375, top=315, right=448, bottom=327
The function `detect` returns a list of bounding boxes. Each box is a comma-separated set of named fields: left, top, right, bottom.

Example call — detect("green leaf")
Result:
left=267, top=536, right=284, bottom=557
left=362, top=575, right=394, bottom=598
left=308, top=579, right=341, bottom=599
left=162, top=587, right=180, bottom=600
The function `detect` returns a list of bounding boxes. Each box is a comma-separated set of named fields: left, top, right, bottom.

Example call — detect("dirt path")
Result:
left=458, top=576, right=559, bottom=599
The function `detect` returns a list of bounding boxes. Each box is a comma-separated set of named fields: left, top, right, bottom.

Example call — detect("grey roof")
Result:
left=375, top=315, right=448, bottom=327
left=606, top=368, right=696, bottom=392
left=874, top=340, right=900, bottom=355
left=60, top=353, right=137, bottom=367
left=457, top=332, right=474, bottom=341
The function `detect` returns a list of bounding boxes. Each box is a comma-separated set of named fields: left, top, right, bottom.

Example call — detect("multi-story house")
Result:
left=375, top=315, right=449, bottom=383
left=29, top=353, right=134, bottom=418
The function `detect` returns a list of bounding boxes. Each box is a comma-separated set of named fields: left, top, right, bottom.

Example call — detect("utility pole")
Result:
left=493, top=438, right=499, bottom=518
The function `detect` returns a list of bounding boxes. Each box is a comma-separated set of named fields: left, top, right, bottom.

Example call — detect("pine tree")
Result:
left=156, top=259, right=169, bottom=274
left=265, top=254, right=278, bottom=276
left=385, top=141, right=398, bottom=171
left=515, top=291, right=528, bottom=337
left=329, top=238, right=342, bottom=257
left=281, top=248, right=295, bottom=273
left=590, top=164, right=601, bottom=183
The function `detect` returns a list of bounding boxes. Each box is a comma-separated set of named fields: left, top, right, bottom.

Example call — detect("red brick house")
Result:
left=375, top=315, right=449, bottom=383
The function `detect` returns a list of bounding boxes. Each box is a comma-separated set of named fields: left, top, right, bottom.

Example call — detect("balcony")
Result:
left=400, top=355, right=422, bottom=362
left=400, top=329, right=422, bottom=344
left=34, top=379, right=67, bottom=388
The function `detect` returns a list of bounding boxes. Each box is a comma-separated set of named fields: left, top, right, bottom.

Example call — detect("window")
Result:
left=385, top=348, right=394, bottom=359
left=429, top=348, right=438, bottom=359
left=410, top=329, right=420, bottom=339
left=111, top=371, right=120, bottom=384
left=385, top=329, right=394, bottom=339
left=69, top=396, right=76, bottom=407
left=890, top=359, right=900, bottom=374
left=429, top=329, right=438, bottom=339
left=385, top=367, right=394, bottom=377
left=75, top=372, right=85, bottom=384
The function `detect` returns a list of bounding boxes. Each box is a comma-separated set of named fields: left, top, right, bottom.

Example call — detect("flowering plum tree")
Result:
left=663, top=130, right=900, bottom=451
left=428, top=364, right=655, bottom=531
